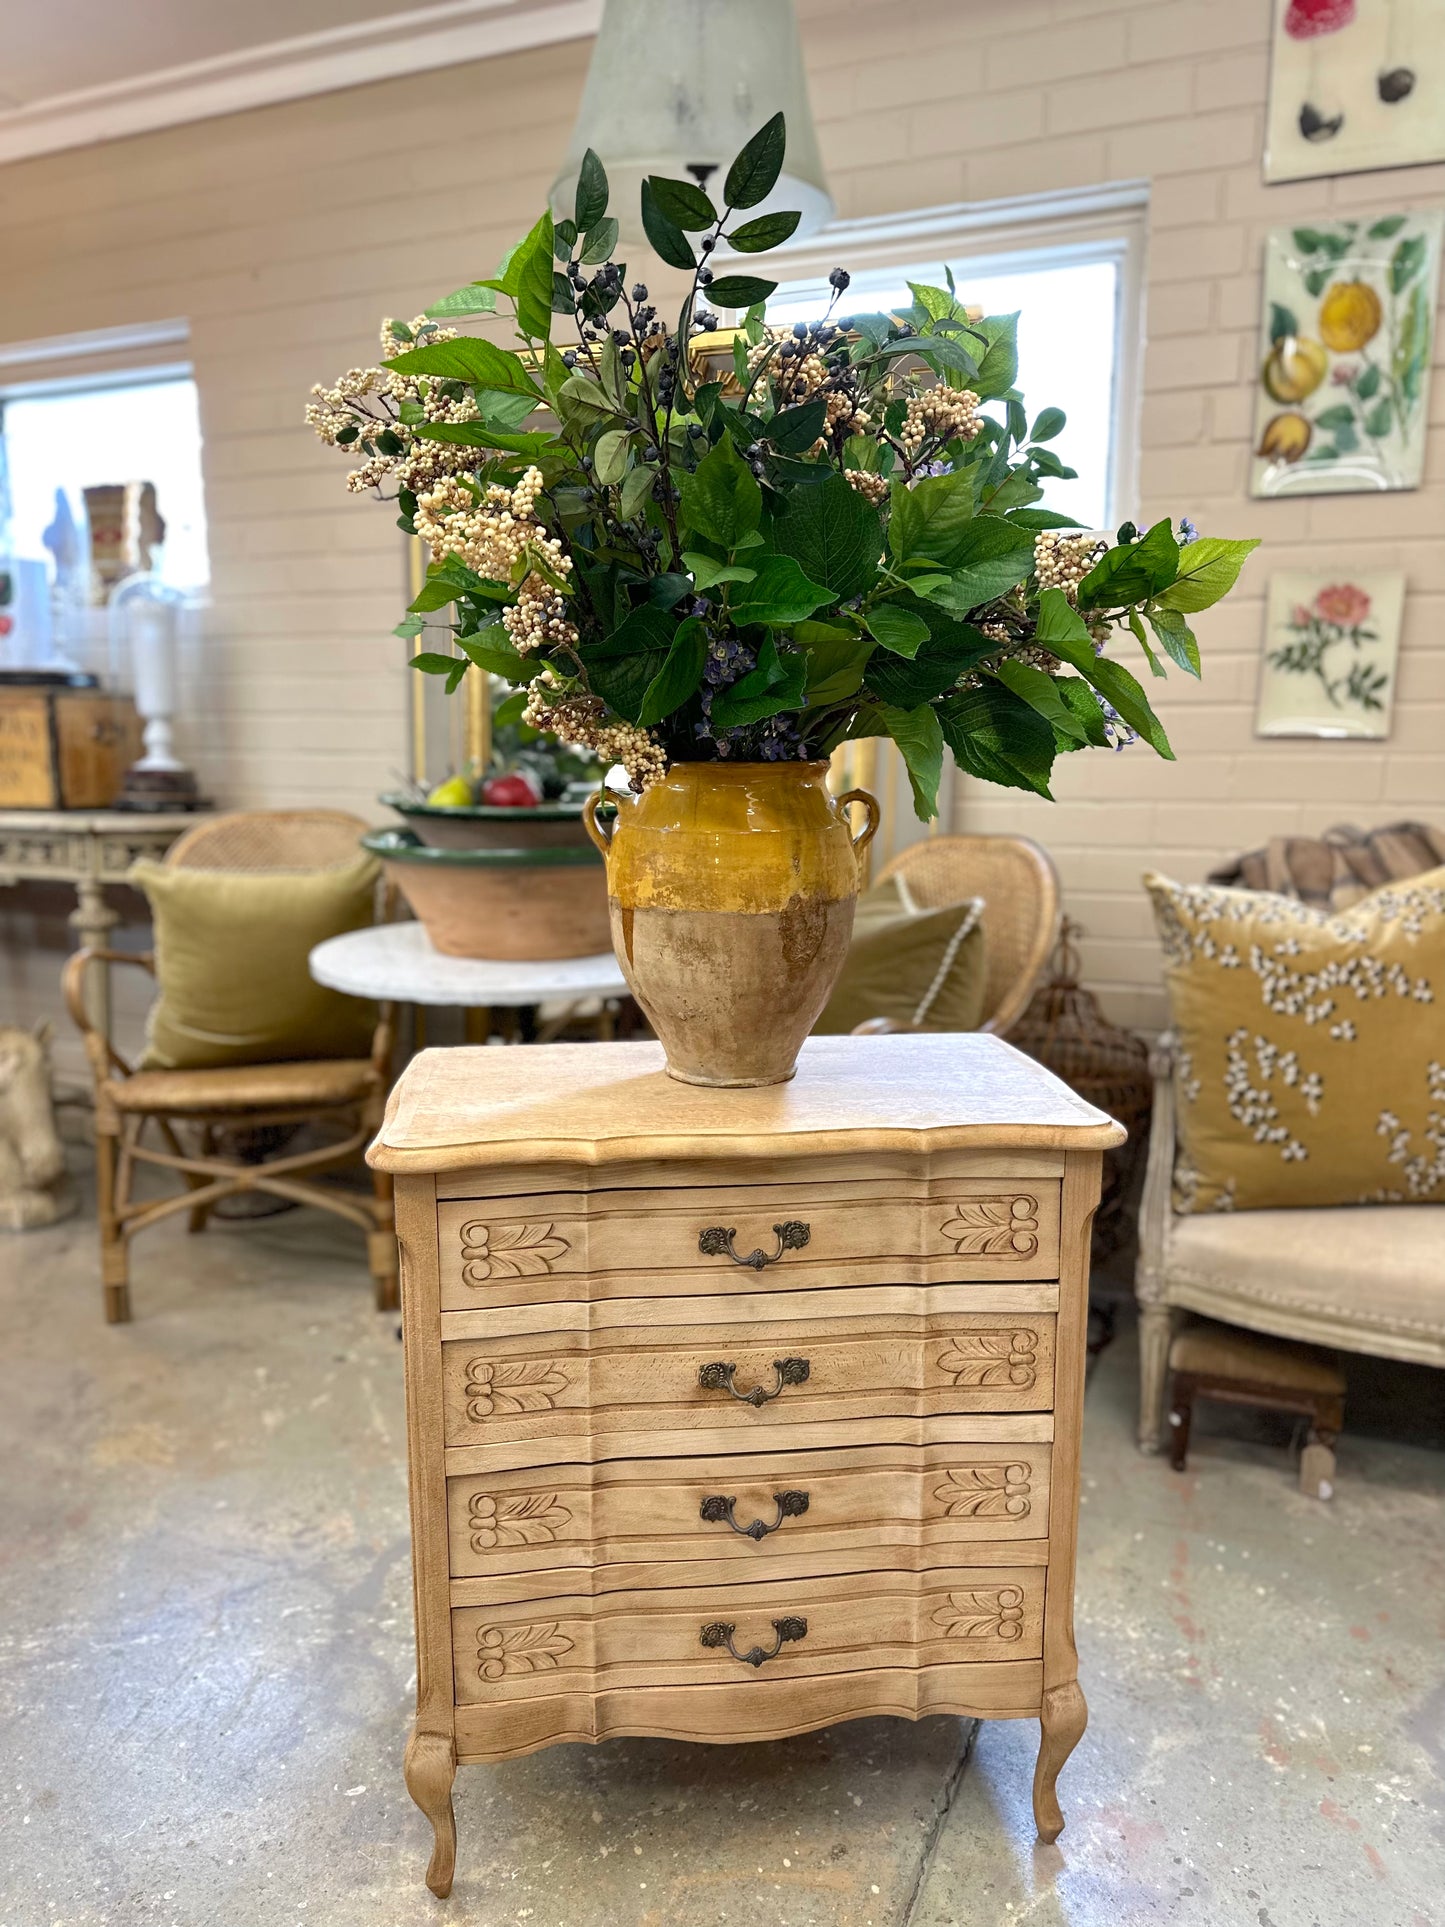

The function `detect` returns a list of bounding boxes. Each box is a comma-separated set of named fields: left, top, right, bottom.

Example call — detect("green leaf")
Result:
left=394, top=614, right=425, bottom=639
left=1034, top=589, right=1174, bottom=759
left=865, top=604, right=931, bottom=657
left=683, top=552, right=757, bottom=590
left=916, top=519, right=1036, bottom=615
left=456, top=629, right=530, bottom=679
left=801, top=633, right=875, bottom=708
left=640, top=180, right=697, bottom=271
left=1364, top=395, right=1393, bottom=437
left=593, top=427, right=632, bottom=486
left=1148, top=606, right=1201, bottom=678
left=865, top=607, right=994, bottom=708
left=647, top=176, right=717, bottom=229
left=991, top=659, right=1091, bottom=743
left=553, top=218, right=578, bottom=260
left=705, top=274, right=778, bottom=309
left=1154, top=536, right=1259, bottom=613
left=724, top=111, right=786, bottom=210
left=579, top=604, right=675, bottom=723
left=771, top=472, right=882, bottom=601
left=579, top=216, right=619, bottom=265
left=1391, top=233, right=1426, bottom=293
left=1313, top=403, right=1355, bottom=430
left=1128, top=606, right=1164, bottom=677
left=679, top=432, right=762, bottom=548
left=985, top=469, right=1043, bottom=513
left=887, top=468, right=976, bottom=568
left=508, top=211, right=556, bottom=340
left=1077, top=518, right=1179, bottom=608
left=1268, top=301, right=1298, bottom=345
left=710, top=635, right=807, bottom=728
left=1053, top=676, right=1111, bottom=749
left=492, top=688, right=527, bottom=726
left=638, top=617, right=707, bottom=726
left=767, top=396, right=828, bottom=454
left=619, top=464, right=657, bottom=521
left=384, top=336, right=542, bottom=398
left=1368, top=214, right=1408, bottom=240
left=411, top=421, right=553, bottom=456
left=1005, top=508, right=1083, bottom=531
left=939, top=680, right=1056, bottom=799
left=574, top=148, right=609, bottom=233
left=444, top=659, right=469, bottom=694
left=1292, top=226, right=1330, bottom=254
left=1302, top=265, right=1329, bottom=298
left=410, top=651, right=460, bottom=676
left=424, top=282, right=499, bottom=320
left=880, top=702, right=946, bottom=821
left=727, top=210, right=801, bottom=252
left=646, top=574, right=694, bottom=611
left=728, top=555, right=832, bottom=627
left=1353, top=361, right=1382, bottom=399
left=1029, top=406, right=1066, bottom=443
left=972, top=312, right=1020, bottom=399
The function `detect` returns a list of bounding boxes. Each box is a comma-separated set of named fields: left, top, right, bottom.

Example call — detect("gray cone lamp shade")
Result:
left=550, top=0, right=834, bottom=247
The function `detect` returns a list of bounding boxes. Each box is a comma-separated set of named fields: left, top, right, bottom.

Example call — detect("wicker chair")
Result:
left=858, top=833, right=1062, bottom=1035
left=64, top=810, right=398, bottom=1324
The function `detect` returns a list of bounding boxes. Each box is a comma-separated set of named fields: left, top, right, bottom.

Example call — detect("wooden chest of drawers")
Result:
left=370, top=1033, right=1122, bottom=1897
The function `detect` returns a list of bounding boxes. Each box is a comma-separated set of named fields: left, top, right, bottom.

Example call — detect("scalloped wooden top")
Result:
left=368, top=1033, right=1125, bottom=1175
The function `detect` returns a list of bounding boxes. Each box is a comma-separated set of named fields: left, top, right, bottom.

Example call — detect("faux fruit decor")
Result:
left=310, top=116, right=1256, bottom=1083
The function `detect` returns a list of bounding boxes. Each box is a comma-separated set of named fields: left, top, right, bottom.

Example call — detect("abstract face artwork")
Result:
left=1266, top=0, right=1445, bottom=180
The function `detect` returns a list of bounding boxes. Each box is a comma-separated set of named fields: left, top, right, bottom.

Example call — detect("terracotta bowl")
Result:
left=361, top=829, right=610, bottom=961
left=379, top=791, right=592, bottom=853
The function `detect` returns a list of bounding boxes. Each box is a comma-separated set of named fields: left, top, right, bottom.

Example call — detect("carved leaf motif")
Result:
left=468, top=1490, right=573, bottom=1550
left=941, top=1195, right=1039, bottom=1258
left=476, top=1621, right=575, bottom=1681
left=933, top=1464, right=1032, bottom=1519
left=936, top=1330, right=1038, bottom=1389
left=932, top=1586, right=1026, bottom=1641
left=459, top=1219, right=571, bottom=1283
left=464, top=1358, right=571, bottom=1420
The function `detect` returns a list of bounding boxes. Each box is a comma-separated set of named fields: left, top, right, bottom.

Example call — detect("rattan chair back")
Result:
left=165, top=809, right=370, bottom=874
left=875, top=833, right=1061, bottom=1035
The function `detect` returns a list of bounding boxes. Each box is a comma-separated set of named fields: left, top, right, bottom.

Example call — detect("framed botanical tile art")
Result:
left=1251, top=212, right=1442, bottom=497
left=1256, top=571, right=1405, bottom=738
left=1265, top=0, right=1445, bottom=183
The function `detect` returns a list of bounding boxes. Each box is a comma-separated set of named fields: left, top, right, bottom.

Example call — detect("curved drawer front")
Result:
left=446, top=1441, right=1053, bottom=1578
left=436, top=1179, right=1060, bottom=1308
left=450, top=1565, right=1045, bottom=1703
left=441, top=1310, right=1056, bottom=1448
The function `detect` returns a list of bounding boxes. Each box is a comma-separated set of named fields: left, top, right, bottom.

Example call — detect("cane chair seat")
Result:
left=109, top=1058, right=382, bottom=1115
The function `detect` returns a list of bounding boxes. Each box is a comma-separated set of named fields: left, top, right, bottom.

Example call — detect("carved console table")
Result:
left=369, top=1033, right=1122, bottom=1897
left=0, top=808, right=203, bottom=1036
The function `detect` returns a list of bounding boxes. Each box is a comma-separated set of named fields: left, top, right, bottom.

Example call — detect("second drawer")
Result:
left=447, top=1439, right=1053, bottom=1578
left=442, top=1307, right=1057, bottom=1447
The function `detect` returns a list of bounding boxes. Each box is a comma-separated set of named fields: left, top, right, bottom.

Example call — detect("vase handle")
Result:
left=837, top=788, right=881, bottom=856
left=583, top=789, right=615, bottom=856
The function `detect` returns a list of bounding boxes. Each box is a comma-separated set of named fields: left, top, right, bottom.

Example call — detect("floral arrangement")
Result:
left=309, top=116, right=1257, bottom=815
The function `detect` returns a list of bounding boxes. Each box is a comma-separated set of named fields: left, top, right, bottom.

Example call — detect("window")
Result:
left=1, top=375, right=210, bottom=591
left=756, top=184, right=1146, bottom=532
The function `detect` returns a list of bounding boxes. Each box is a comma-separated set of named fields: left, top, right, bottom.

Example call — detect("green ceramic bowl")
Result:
left=379, top=790, right=591, bottom=853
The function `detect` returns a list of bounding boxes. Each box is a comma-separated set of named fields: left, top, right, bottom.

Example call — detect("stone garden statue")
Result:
left=0, top=1023, right=72, bottom=1230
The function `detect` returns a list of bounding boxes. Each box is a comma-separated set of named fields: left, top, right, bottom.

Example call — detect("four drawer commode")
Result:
left=370, top=1032, right=1123, bottom=1897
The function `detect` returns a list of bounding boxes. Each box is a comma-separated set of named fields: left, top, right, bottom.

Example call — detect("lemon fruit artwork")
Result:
left=1251, top=213, right=1442, bottom=497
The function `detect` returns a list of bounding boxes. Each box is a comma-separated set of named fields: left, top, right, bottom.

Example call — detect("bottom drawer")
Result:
left=450, top=1564, right=1045, bottom=1704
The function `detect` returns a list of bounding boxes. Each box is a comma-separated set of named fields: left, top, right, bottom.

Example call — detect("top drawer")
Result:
left=437, top=1177, right=1060, bottom=1309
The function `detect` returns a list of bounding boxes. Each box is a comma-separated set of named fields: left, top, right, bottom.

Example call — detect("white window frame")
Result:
left=721, top=181, right=1149, bottom=529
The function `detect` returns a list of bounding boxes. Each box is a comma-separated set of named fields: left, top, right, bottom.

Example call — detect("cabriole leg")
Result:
left=1033, top=1678, right=1088, bottom=1845
left=1137, top=1301, right=1175, bottom=1452
left=404, top=1725, right=456, bottom=1897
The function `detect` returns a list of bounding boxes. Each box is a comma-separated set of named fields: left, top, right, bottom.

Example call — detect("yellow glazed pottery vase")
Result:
left=585, top=762, right=880, bottom=1087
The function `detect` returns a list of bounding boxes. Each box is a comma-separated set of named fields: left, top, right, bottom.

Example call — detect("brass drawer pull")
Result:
left=697, top=1357, right=810, bottom=1406
left=699, top=1490, right=810, bottom=1540
left=700, top=1616, right=808, bottom=1668
left=698, top=1221, right=811, bottom=1269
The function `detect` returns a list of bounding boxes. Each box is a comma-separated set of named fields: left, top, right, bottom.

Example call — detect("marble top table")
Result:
left=309, top=920, right=628, bottom=1016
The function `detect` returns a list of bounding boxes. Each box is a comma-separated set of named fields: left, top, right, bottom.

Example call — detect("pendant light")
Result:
left=550, top=0, right=834, bottom=248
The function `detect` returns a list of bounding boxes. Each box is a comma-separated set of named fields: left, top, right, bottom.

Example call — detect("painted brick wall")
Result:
left=3, top=0, right=1444, bottom=1042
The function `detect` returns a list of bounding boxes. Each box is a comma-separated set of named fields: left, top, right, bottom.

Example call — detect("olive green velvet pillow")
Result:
left=814, top=875, right=988, bottom=1035
left=1145, top=866, right=1445, bottom=1212
left=131, top=853, right=380, bottom=1070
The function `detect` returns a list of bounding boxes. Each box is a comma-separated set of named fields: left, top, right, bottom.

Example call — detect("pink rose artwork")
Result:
left=1314, top=583, right=1371, bottom=625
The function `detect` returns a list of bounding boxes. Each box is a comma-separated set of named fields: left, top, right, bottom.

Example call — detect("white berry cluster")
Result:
left=1033, top=531, right=1106, bottom=599
left=521, top=686, right=666, bottom=791
left=900, top=388, right=982, bottom=457
left=414, top=467, right=578, bottom=656
left=844, top=469, right=889, bottom=505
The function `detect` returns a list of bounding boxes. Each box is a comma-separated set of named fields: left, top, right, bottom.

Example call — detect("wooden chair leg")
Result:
left=1167, top=1381, right=1193, bottom=1473
left=1137, top=1301, right=1174, bottom=1451
left=187, top=1124, right=216, bottom=1234
left=370, top=1168, right=399, bottom=1312
left=96, top=1125, right=131, bottom=1325
left=1299, top=1427, right=1337, bottom=1501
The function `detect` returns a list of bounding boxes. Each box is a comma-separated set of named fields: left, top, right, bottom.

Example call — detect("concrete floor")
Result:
left=2, top=1194, right=1442, bottom=1927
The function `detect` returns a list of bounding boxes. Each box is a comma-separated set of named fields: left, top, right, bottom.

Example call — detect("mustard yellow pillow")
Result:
left=132, top=853, right=380, bottom=1069
left=1145, top=867, right=1445, bottom=1212
left=814, top=875, right=988, bottom=1035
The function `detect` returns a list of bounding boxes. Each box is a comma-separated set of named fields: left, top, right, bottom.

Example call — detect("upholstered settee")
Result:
left=1135, top=1034, right=1445, bottom=1450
